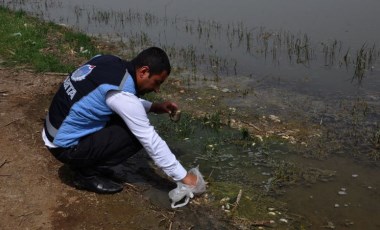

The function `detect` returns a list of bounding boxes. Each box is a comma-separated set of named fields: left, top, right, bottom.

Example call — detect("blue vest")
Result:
left=45, top=55, right=138, bottom=147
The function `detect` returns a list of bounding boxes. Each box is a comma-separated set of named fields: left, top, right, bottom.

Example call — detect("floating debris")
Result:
left=344, top=220, right=354, bottom=227
left=268, top=114, right=281, bottom=123
left=322, top=221, right=335, bottom=229
left=255, top=135, right=263, bottom=142
left=338, top=187, right=347, bottom=195
left=221, top=88, right=230, bottom=93
left=209, top=84, right=218, bottom=90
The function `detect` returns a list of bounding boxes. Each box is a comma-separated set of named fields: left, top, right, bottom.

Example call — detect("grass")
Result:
left=0, top=6, right=98, bottom=72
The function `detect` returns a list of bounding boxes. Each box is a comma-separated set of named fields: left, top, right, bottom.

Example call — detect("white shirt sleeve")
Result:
left=139, top=98, right=153, bottom=113
left=106, top=90, right=187, bottom=181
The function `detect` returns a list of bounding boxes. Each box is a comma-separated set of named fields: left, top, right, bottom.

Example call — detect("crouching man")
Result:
left=42, top=47, right=198, bottom=194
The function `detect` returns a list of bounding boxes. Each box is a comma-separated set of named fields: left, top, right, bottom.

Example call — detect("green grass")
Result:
left=0, top=6, right=98, bottom=72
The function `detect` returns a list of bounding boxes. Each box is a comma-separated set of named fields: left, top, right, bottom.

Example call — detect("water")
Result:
left=2, top=0, right=379, bottom=228
left=2, top=0, right=380, bottom=94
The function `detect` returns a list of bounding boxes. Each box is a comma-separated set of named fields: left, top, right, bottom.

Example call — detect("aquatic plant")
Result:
left=202, top=111, right=223, bottom=130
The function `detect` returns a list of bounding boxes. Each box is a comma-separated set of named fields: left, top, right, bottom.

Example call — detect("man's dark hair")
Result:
left=132, top=47, right=171, bottom=76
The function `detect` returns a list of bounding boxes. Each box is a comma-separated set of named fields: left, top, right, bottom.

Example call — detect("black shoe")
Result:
left=94, top=165, right=130, bottom=183
left=73, top=172, right=123, bottom=194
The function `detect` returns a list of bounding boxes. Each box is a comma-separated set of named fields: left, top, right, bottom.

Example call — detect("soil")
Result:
left=0, top=67, right=240, bottom=230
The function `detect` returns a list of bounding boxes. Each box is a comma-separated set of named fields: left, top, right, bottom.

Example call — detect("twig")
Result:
left=18, top=211, right=35, bottom=218
left=168, top=221, right=172, bottom=230
left=0, top=174, right=11, bottom=176
left=251, top=221, right=273, bottom=227
left=43, top=72, right=68, bottom=76
left=231, top=189, right=243, bottom=213
left=124, top=182, right=139, bottom=191
left=2, top=117, right=25, bottom=127
left=241, top=120, right=262, bottom=131
left=207, top=168, right=214, bottom=179
left=0, top=159, right=10, bottom=168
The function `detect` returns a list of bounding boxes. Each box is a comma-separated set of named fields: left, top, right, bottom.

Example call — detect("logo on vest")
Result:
left=70, top=64, right=95, bottom=82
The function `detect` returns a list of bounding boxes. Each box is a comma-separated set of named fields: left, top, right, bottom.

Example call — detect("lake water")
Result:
left=2, top=0, right=379, bottom=228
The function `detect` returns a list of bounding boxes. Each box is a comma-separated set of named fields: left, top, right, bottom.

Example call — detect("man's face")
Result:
left=136, top=66, right=168, bottom=95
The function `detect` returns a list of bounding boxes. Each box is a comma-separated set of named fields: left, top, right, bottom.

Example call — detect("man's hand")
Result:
left=181, top=172, right=197, bottom=187
left=150, top=101, right=178, bottom=114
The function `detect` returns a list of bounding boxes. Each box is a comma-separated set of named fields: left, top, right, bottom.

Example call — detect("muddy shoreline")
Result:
left=0, top=67, right=249, bottom=229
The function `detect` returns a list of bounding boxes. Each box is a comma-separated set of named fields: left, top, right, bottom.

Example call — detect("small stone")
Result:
left=268, top=212, right=276, bottom=216
left=279, top=218, right=288, bottom=223
left=57, top=211, right=68, bottom=218
left=268, top=207, right=275, bottom=211
left=334, top=204, right=340, bottom=208
left=338, top=191, right=347, bottom=195
left=352, top=174, right=358, bottom=178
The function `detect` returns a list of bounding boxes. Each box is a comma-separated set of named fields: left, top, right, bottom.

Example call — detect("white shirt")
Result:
left=42, top=90, right=187, bottom=181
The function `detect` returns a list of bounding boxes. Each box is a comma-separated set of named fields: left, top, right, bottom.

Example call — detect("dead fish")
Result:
left=170, top=110, right=181, bottom=122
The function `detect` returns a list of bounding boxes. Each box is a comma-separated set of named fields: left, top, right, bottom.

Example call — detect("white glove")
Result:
left=168, top=182, right=194, bottom=208
left=168, top=166, right=206, bottom=208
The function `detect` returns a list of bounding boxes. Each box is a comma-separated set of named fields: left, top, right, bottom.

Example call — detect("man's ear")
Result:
left=138, top=66, right=150, bottom=78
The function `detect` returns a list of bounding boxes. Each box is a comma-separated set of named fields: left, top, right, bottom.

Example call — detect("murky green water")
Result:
left=2, top=0, right=379, bottom=228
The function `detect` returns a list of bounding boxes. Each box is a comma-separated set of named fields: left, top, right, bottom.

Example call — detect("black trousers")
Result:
left=48, top=115, right=142, bottom=176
